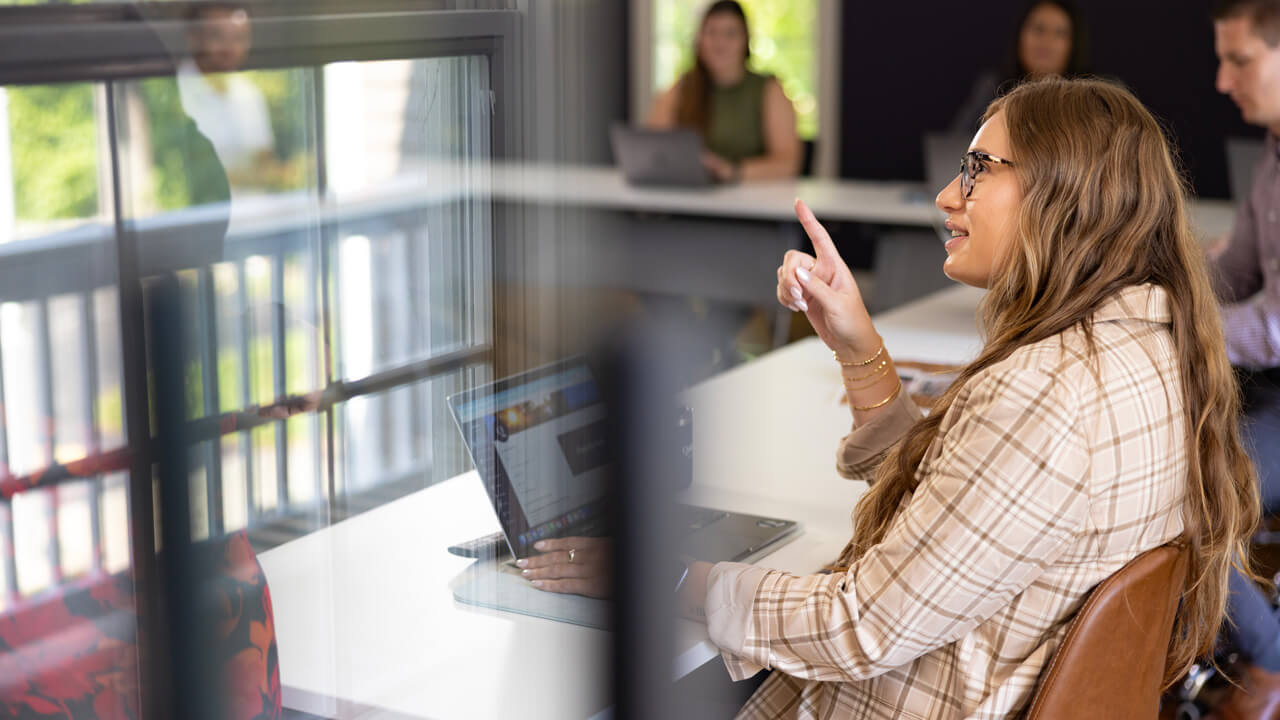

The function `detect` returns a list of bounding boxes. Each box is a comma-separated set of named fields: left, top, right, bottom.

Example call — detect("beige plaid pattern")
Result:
left=705, top=285, right=1187, bottom=719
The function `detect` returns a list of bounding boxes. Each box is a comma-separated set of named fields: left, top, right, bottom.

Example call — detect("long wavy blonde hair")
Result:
left=848, top=77, right=1259, bottom=684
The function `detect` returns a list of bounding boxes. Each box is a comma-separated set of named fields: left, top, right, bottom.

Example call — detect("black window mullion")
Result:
left=0, top=314, right=13, bottom=600
left=79, top=291, right=104, bottom=570
left=196, top=267, right=223, bottom=537
left=303, top=247, right=324, bottom=513
left=235, top=262, right=256, bottom=526
left=271, top=255, right=288, bottom=512
left=106, top=76, right=164, bottom=720
left=1, top=502, right=15, bottom=605
left=312, top=64, right=339, bottom=520
left=35, top=297, right=62, bottom=585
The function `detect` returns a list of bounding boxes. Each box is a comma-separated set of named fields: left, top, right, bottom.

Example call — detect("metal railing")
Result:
left=0, top=179, right=492, bottom=607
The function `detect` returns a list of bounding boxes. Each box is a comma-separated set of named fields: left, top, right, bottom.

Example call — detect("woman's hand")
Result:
left=677, top=560, right=714, bottom=622
left=777, top=199, right=880, bottom=359
left=700, top=151, right=738, bottom=183
left=518, top=536, right=611, bottom=599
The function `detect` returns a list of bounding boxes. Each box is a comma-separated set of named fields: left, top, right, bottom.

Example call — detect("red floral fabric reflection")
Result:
left=0, top=530, right=281, bottom=719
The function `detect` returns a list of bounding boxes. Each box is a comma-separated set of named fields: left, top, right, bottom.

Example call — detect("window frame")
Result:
left=0, top=6, right=519, bottom=714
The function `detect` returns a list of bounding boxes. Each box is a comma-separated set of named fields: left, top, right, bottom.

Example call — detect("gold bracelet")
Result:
left=833, top=343, right=884, bottom=367
left=843, top=363, right=893, bottom=390
left=841, top=358, right=887, bottom=382
left=852, top=381, right=902, bottom=411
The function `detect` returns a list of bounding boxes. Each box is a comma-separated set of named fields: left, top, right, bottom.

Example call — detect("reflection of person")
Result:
left=678, top=78, right=1257, bottom=718
left=949, top=0, right=1088, bottom=134
left=178, top=3, right=292, bottom=189
left=646, top=0, right=801, bottom=182
left=1192, top=2, right=1280, bottom=716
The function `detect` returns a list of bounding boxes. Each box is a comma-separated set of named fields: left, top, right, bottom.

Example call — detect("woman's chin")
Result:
left=942, top=258, right=989, bottom=289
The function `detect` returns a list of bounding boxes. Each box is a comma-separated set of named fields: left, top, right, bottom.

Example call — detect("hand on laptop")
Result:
left=517, top=536, right=611, bottom=599
left=700, top=151, right=738, bottom=183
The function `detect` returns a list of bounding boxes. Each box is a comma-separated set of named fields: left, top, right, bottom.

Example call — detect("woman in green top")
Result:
left=647, top=0, right=802, bottom=182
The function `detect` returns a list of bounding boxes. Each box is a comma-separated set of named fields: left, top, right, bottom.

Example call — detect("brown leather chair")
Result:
left=1026, top=540, right=1189, bottom=719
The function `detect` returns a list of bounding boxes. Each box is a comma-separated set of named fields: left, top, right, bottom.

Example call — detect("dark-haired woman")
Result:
left=647, top=0, right=801, bottom=182
left=949, top=0, right=1089, bottom=134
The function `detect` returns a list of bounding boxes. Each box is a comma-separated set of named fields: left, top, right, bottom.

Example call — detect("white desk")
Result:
left=463, top=162, right=1234, bottom=324
left=223, top=163, right=1233, bottom=347
left=481, top=163, right=939, bottom=227
left=257, top=282, right=986, bottom=719
left=392, top=161, right=1237, bottom=240
left=257, top=472, right=612, bottom=720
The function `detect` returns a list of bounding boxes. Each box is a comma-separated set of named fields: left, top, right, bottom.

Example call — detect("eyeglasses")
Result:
left=960, top=150, right=1014, bottom=198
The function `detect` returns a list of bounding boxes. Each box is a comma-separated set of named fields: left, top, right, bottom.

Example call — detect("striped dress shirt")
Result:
left=704, top=285, right=1188, bottom=719
left=1216, top=133, right=1280, bottom=370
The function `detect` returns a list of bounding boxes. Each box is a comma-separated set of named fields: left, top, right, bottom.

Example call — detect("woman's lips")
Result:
left=945, top=234, right=968, bottom=251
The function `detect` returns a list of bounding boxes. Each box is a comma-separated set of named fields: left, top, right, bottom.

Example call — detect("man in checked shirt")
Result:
left=1201, top=2, right=1280, bottom=718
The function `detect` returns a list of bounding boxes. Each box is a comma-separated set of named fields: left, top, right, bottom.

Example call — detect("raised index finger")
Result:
left=794, top=198, right=838, bottom=260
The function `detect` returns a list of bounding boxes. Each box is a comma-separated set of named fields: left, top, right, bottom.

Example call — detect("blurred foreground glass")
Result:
left=0, top=40, right=498, bottom=716
left=0, top=77, right=135, bottom=715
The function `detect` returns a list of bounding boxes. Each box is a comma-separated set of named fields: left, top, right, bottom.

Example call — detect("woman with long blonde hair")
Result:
left=676, top=77, right=1260, bottom=718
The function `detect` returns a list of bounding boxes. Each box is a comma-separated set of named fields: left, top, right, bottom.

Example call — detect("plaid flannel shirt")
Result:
left=705, top=285, right=1188, bottom=719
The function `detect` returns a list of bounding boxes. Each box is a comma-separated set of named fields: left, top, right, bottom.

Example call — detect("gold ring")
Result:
left=568, top=548, right=576, bottom=564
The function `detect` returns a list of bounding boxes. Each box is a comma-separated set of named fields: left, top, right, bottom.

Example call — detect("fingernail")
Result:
left=516, top=559, right=528, bottom=568
left=531, top=580, right=543, bottom=587
left=796, top=267, right=811, bottom=283
left=534, top=541, right=547, bottom=550
left=522, top=569, right=531, bottom=576
left=796, top=300, right=808, bottom=312
left=790, top=286, right=803, bottom=300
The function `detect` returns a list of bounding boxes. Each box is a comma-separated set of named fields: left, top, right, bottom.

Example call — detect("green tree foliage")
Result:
left=137, top=76, right=201, bottom=212
left=7, top=84, right=99, bottom=221
left=250, top=69, right=310, bottom=163
left=9, top=69, right=309, bottom=224
left=654, top=0, right=819, bottom=139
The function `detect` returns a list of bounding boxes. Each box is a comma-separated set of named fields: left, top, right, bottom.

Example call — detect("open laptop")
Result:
left=610, top=124, right=714, bottom=188
left=447, top=357, right=798, bottom=563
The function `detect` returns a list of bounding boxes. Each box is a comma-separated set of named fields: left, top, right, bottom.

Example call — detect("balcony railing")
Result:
left=0, top=174, right=492, bottom=608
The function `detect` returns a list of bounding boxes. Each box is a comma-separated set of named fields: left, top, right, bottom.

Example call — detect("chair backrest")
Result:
left=1026, top=540, right=1188, bottom=720
left=800, top=138, right=816, bottom=177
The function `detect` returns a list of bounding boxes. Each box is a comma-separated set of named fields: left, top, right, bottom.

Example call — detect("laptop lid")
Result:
left=448, top=358, right=611, bottom=558
left=610, top=124, right=713, bottom=187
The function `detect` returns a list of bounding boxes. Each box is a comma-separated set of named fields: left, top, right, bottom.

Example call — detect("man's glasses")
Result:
left=960, top=150, right=1014, bottom=198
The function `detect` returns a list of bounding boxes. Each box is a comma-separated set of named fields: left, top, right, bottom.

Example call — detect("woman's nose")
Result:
left=936, top=174, right=964, bottom=213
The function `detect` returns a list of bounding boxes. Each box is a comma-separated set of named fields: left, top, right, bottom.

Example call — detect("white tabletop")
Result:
left=257, top=281, right=987, bottom=719
left=299, top=160, right=1237, bottom=240
left=492, top=164, right=1238, bottom=240
left=258, top=474, right=612, bottom=720
left=483, top=163, right=939, bottom=226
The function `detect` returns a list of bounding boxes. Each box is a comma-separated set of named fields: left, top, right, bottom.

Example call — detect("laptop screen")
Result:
left=449, top=359, right=610, bottom=555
